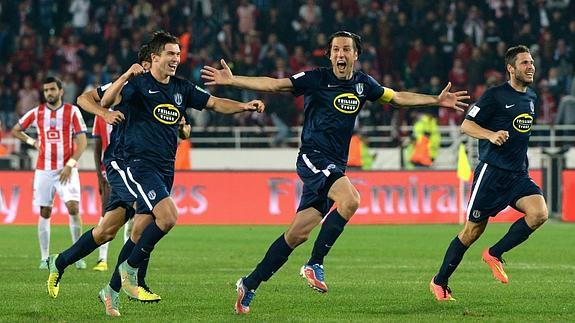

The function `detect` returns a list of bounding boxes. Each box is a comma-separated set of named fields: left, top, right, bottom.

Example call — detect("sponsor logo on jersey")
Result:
left=333, top=93, right=360, bottom=114
left=512, top=113, right=533, bottom=133
left=153, top=104, right=180, bottom=125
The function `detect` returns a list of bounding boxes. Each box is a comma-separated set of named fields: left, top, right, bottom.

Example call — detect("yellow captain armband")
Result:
left=377, top=87, right=395, bottom=104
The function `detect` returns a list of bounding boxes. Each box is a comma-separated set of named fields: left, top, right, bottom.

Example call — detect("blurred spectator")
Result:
left=16, top=76, right=39, bottom=117
left=537, top=79, right=557, bottom=125
left=299, top=0, right=322, bottom=27
left=69, top=0, right=90, bottom=35
left=237, top=0, right=257, bottom=35
left=555, top=81, right=575, bottom=146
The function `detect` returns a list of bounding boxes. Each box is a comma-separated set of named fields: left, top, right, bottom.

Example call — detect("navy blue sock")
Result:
left=56, top=229, right=99, bottom=272
left=435, top=236, right=468, bottom=286
left=110, top=239, right=136, bottom=292
left=138, top=257, right=150, bottom=287
left=308, top=210, right=348, bottom=266
left=127, top=222, right=166, bottom=268
left=244, top=234, right=293, bottom=291
left=489, top=217, right=534, bottom=259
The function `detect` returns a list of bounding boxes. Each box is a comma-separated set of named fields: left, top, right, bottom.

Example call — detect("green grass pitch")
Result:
left=0, top=222, right=573, bottom=322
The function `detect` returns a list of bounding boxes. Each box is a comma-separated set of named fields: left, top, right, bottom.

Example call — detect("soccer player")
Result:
left=11, top=77, right=88, bottom=270
left=46, top=46, right=165, bottom=310
left=201, top=30, right=469, bottom=314
left=429, top=45, right=548, bottom=301
left=97, top=31, right=264, bottom=317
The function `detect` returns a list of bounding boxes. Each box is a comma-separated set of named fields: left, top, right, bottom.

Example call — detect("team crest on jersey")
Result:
left=174, top=93, right=183, bottom=106
left=355, top=83, right=364, bottom=95
left=512, top=113, right=533, bottom=133
left=153, top=104, right=180, bottom=125
left=147, top=190, right=156, bottom=200
left=333, top=93, right=361, bottom=114
left=529, top=100, right=535, bottom=114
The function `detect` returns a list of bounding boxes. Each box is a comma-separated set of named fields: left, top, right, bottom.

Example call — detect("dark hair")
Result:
left=43, top=76, right=62, bottom=89
left=137, top=44, right=152, bottom=64
left=148, top=30, right=180, bottom=56
left=326, top=31, right=362, bottom=56
left=505, top=45, right=530, bottom=78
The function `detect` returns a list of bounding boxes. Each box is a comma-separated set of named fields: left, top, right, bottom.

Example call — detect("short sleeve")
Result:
left=92, top=116, right=104, bottom=137
left=120, top=80, right=137, bottom=104
left=186, top=81, right=210, bottom=111
left=364, top=75, right=388, bottom=102
left=289, top=69, right=320, bottom=97
left=18, top=108, right=36, bottom=130
left=72, top=106, right=88, bottom=135
left=466, top=88, right=496, bottom=125
left=96, top=82, right=112, bottom=99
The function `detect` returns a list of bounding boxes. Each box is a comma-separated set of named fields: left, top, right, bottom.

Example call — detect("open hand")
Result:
left=438, top=82, right=470, bottom=112
left=201, top=59, right=234, bottom=86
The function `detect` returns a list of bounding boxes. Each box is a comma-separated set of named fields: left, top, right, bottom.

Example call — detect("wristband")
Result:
left=66, top=158, right=77, bottom=168
left=26, top=138, right=36, bottom=147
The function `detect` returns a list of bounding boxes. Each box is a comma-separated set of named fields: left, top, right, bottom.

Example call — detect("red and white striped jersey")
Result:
left=91, top=114, right=113, bottom=160
left=19, top=103, right=87, bottom=170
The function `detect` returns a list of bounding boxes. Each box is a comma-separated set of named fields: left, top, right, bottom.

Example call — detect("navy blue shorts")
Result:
left=466, top=162, right=542, bottom=222
left=104, top=159, right=137, bottom=220
left=296, top=152, right=345, bottom=215
left=125, top=160, right=174, bottom=214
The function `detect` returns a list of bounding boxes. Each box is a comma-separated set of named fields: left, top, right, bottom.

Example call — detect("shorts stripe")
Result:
left=302, top=154, right=331, bottom=177
left=126, top=167, right=153, bottom=211
left=466, top=162, right=488, bottom=219
left=110, top=161, right=137, bottom=197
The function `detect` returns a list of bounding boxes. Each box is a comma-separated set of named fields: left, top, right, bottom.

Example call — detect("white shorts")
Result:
left=33, top=168, right=81, bottom=207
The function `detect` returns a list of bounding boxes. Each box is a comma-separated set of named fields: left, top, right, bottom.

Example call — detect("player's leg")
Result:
left=129, top=214, right=160, bottom=302
left=303, top=176, right=358, bottom=292
left=431, top=219, right=488, bottom=300
left=235, top=207, right=323, bottom=314
left=34, top=169, right=56, bottom=269
left=95, top=178, right=112, bottom=271
left=482, top=175, right=546, bottom=283
left=485, top=194, right=547, bottom=276
left=57, top=167, right=85, bottom=269
left=38, top=207, right=52, bottom=269
left=47, top=206, right=128, bottom=298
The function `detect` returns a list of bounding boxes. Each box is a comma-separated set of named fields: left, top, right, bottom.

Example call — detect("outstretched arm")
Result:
left=201, top=59, right=293, bottom=92
left=389, top=82, right=470, bottom=111
left=461, top=119, right=509, bottom=146
left=205, top=95, right=265, bottom=114
left=101, top=63, right=145, bottom=108
left=77, top=89, right=124, bottom=125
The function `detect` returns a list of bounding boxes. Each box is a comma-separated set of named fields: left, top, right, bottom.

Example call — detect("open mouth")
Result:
left=336, top=61, right=346, bottom=72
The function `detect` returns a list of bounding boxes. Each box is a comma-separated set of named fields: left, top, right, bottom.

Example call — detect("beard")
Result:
left=46, top=97, right=59, bottom=104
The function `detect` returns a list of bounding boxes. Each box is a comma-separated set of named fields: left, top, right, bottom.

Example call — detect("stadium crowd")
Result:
left=0, top=0, right=574, bottom=147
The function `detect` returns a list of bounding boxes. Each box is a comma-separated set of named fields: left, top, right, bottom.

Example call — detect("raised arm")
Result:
left=77, top=89, right=124, bottom=125
left=101, top=64, right=145, bottom=108
left=461, top=119, right=509, bottom=146
left=389, top=82, right=469, bottom=111
left=205, top=95, right=265, bottom=114
left=201, top=59, right=293, bottom=92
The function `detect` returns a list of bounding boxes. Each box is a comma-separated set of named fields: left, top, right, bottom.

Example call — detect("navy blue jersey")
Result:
left=97, top=83, right=130, bottom=163
left=121, top=73, right=209, bottom=172
left=465, top=82, right=537, bottom=172
left=289, top=67, right=392, bottom=166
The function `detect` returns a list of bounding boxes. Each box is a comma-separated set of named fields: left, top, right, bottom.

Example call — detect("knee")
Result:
left=338, top=194, right=360, bottom=217
left=156, top=214, right=177, bottom=232
left=459, top=229, right=482, bottom=246
left=66, top=204, right=79, bottom=215
left=285, top=229, right=309, bottom=248
left=527, top=209, right=548, bottom=229
left=93, top=225, right=117, bottom=244
left=40, top=207, right=52, bottom=219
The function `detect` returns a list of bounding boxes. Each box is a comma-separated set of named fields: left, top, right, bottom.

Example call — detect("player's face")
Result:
left=153, top=43, right=180, bottom=77
left=510, top=52, right=535, bottom=85
left=42, top=82, right=63, bottom=105
left=329, top=37, right=358, bottom=79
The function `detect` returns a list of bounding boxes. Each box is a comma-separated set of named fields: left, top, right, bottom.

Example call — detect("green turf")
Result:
left=1, top=222, right=573, bottom=322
